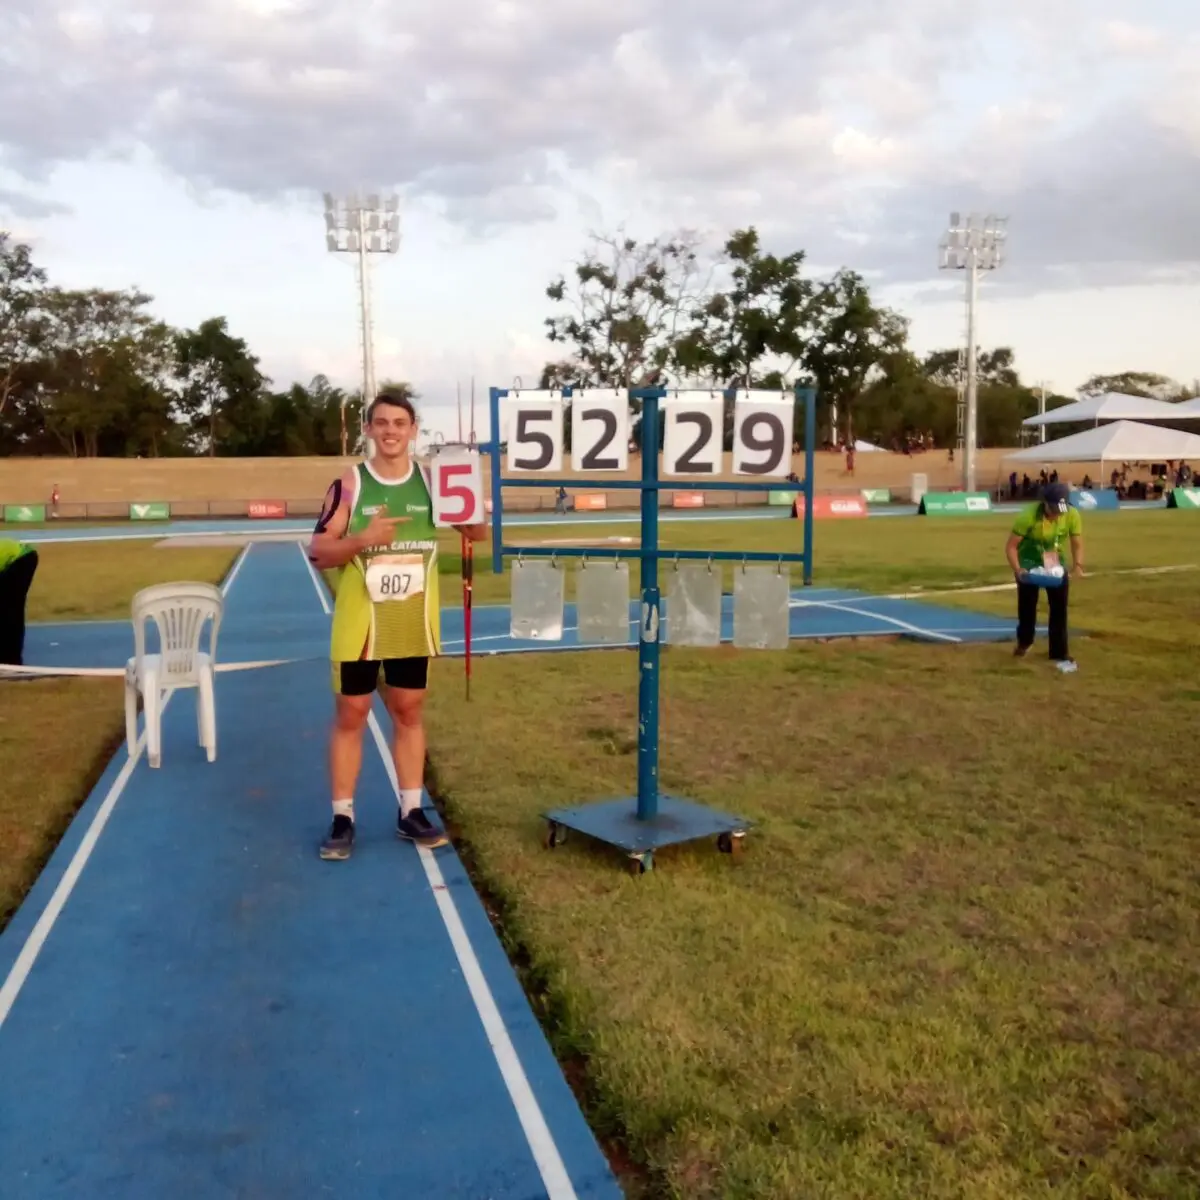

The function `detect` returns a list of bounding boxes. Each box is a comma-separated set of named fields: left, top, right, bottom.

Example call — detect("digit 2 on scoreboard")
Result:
left=731, top=391, right=794, bottom=477
left=663, top=393, right=723, bottom=475
left=506, top=393, right=564, bottom=473
left=571, top=389, right=629, bottom=472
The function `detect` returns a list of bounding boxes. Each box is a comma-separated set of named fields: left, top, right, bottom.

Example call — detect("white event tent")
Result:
left=1022, top=392, right=1186, bottom=428
left=1004, top=420, right=1200, bottom=465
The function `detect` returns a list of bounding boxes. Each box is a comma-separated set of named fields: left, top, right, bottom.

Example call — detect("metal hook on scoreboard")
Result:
left=706, top=553, right=713, bottom=575
left=777, top=555, right=784, bottom=576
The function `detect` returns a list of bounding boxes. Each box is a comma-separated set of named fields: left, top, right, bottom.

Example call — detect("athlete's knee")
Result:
left=385, top=689, right=424, bottom=729
left=333, top=695, right=372, bottom=732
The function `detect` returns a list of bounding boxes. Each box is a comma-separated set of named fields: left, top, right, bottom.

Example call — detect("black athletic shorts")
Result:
left=334, top=656, right=429, bottom=696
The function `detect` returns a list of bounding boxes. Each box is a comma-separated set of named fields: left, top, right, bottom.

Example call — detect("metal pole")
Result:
left=489, top=388, right=504, bottom=574
left=802, top=385, right=815, bottom=585
left=1038, top=384, right=1046, bottom=444
left=356, top=208, right=377, bottom=432
left=964, top=254, right=978, bottom=493
left=636, top=389, right=662, bottom=822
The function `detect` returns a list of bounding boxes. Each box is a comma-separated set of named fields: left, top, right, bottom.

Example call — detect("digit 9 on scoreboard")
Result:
left=731, top=390, right=794, bottom=478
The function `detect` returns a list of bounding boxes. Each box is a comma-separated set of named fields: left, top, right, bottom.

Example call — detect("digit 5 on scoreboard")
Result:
left=571, top=389, right=629, bottom=472
left=506, top=392, right=564, bottom=473
left=732, top=390, right=794, bottom=478
left=663, top=392, right=723, bottom=476
left=430, top=449, right=486, bottom=527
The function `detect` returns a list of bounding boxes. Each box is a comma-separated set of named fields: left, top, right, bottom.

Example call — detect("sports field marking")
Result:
left=295, top=542, right=580, bottom=1199
left=0, top=543, right=253, bottom=1033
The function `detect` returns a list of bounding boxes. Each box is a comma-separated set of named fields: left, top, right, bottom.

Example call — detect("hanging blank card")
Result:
left=575, top=560, right=632, bottom=644
left=510, top=559, right=565, bottom=640
left=733, top=566, right=790, bottom=650
left=666, top=562, right=723, bottom=646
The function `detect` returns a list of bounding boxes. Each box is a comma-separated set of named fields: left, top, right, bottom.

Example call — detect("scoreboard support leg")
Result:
left=489, top=384, right=816, bottom=874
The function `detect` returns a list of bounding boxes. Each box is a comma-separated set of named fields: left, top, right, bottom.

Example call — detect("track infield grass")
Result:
left=4, top=513, right=1199, bottom=1197
left=425, top=509, right=1200, bottom=1199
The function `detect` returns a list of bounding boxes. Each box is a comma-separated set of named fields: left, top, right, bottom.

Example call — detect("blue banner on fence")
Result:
left=1069, top=488, right=1119, bottom=511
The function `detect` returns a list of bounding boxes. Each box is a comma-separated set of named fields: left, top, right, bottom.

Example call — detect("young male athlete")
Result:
left=307, top=390, right=487, bottom=859
left=1005, top=480, right=1084, bottom=666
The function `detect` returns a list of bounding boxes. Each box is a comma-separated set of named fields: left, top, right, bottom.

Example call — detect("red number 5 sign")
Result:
left=430, top=449, right=486, bottom=528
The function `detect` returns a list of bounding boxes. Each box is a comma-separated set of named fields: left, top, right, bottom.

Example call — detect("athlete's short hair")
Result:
left=367, top=389, right=417, bottom=424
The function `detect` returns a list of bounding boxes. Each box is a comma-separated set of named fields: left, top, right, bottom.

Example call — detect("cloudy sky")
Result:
left=3, top=0, right=1198, bottom=440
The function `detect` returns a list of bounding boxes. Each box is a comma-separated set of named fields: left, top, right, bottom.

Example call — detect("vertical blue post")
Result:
left=489, top=387, right=504, bottom=575
left=635, top=388, right=662, bottom=821
left=802, top=385, right=815, bottom=586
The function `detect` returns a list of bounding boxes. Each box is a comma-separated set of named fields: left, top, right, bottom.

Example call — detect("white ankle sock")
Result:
left=399, top=788, right=422, bottom=817
left=333, top=798, right=354, bottom=821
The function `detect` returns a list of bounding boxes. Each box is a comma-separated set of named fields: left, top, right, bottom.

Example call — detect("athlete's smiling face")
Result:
left=368, top=397, right=416, bottom=461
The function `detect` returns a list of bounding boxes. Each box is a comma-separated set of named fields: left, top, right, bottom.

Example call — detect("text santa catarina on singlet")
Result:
left=330, top=460, right=441, bottom=662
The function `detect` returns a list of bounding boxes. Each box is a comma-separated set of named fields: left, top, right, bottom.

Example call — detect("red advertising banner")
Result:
left=672, top=492, right=705, bottom=508
left=792, top=495, right=866, bottom=519
left=248, top=500, right=287, bottom=519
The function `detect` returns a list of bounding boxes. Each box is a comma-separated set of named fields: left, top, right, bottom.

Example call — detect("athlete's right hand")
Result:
left=359, top=512, right=408, bottom=547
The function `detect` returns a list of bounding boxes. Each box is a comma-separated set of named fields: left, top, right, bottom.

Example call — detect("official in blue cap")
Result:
left=1004, top=481, right=1083, bottom=667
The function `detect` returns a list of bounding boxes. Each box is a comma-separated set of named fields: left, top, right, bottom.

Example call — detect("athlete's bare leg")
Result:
left=383, top=684, right=447, bottom=848
left=330, top=693, right=373, bottom=803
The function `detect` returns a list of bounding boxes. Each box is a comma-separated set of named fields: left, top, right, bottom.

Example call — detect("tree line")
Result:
left=1, top=227, right=1194, bottom=458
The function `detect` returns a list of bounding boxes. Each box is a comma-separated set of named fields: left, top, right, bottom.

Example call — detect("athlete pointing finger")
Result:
left=307, top=389, right=487, bottom=860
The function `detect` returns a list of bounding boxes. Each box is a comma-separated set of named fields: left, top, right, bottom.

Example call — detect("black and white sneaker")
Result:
left=397, top=807, right=448, bottom=849
left=320, top=814, right=355, bottom=860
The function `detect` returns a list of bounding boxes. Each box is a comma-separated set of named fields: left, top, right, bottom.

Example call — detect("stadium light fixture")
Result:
left=938, top=212, right=1008, bottom=493
left=323, top=190, right=402, bottom=456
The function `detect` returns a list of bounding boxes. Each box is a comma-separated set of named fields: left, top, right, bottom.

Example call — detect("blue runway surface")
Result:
left=0, top=544, right=622, bottom=1199
left=19, top=539, right=1031, bottom=677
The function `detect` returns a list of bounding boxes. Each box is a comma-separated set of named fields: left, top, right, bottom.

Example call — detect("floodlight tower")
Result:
left=323, top=191, right=401, bottom=455
left=938, top=212, right=1007, bottom=493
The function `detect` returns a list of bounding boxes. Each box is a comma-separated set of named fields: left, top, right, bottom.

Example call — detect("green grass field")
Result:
left=5, top=513, right=1199, bottom=1198
left=0, top=541, right=237, bottom=928
left=425, top=510, right=1200, bottom=1198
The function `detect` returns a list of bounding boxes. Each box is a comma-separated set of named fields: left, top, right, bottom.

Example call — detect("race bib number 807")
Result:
left=366, top=555, right=425, bottom=602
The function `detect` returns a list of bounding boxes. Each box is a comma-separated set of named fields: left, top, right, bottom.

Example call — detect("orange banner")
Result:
left=574, top=493, right=607, bottom=511
left=672, top=492, right=705, bottom=508
left=248, top=500, right=287, bottom=519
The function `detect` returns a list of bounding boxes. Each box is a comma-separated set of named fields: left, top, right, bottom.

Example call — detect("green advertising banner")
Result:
left=129, top=501, right=171, bottom=520
left=1167, top=487, right=1200, bottom=509
left=861, top=488, right=891, bottom=504
left=3, top=504, right=46, bottom=523
left=918, top=492, right=992, bottom=515
left=767, top=490, right=795, bottom=506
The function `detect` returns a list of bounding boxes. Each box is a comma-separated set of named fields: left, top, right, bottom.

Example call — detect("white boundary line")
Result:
left=296, top=543, right=579, bottom=1200
left=0, top=542, right=253, bottom=1033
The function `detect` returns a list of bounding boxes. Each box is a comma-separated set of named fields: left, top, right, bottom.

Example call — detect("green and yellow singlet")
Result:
left=329, top=460, right=441, bottom=663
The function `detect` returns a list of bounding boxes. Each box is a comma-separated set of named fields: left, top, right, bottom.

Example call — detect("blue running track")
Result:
left=0, top=542, right=623, bottom=1199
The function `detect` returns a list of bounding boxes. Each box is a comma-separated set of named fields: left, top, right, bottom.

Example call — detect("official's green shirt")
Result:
left=0, top=539, right=32, bottom=572
left=1011, top=503, right=1082, bottom=571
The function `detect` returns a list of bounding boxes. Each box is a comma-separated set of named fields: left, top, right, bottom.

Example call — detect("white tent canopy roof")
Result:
left=1171, top=396, right=1200, bottom=416
left=1023, top=392, right=1186, bottom=427
left=1004, top=420, right=1200, bottom=464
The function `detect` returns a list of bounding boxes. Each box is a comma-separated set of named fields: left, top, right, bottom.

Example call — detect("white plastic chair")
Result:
left=124, top=582, right=224, bottom=768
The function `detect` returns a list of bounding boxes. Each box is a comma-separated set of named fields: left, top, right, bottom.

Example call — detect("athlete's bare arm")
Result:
left=307, top=469, right=408, bottom=571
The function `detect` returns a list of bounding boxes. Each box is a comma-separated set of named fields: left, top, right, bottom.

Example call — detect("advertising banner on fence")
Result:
left=672, top=492, right=704, bottom=508
left=574, top=493, right=607, bottom=511
left=767, top=490, right=794, bottom=506
left=918, top=492, right=991, bottom=515
left=1167, top=487, right=1200, bottom=509
left=792, top=495, right=866, bottom=519
left=3, top=504, right=45, bottom=523
left=129, top=502, right=171, bottom=520
left=1069, top=488, right=1119, bottom=511
left=861, top=489, right=891, bottom=504
left=248, top=500, right=287, bottom=519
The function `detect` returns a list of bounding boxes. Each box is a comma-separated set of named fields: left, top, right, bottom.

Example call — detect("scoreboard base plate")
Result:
left=542, top=793, right=751, bottom=871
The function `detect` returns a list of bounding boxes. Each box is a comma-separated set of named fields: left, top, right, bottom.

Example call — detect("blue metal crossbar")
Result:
left=479, top=385, right=818, bottom=871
